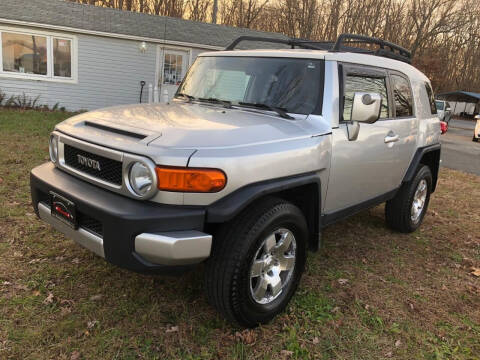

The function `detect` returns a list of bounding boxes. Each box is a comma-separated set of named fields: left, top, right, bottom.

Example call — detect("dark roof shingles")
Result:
left=0, top=0, right=288, bottom=48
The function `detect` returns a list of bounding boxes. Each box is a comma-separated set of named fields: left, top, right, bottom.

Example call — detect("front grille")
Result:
left=64, top=144, right=122, bottom=185
left=78, top=213, right=103, bottom=237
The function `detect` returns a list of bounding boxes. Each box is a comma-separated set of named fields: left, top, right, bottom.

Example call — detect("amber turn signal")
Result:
left=155, top=166, right=226, bottom=192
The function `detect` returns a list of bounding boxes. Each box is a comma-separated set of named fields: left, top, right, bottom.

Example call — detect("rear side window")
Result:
left=391, top=75, right=413, bottom=117
left=427, top=83, right=438, bottom=114
left=343, top=75, right=389, bottom=121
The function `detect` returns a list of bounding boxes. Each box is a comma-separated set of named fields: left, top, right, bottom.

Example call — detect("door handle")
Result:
left=384, top=134, right=399, bottom=143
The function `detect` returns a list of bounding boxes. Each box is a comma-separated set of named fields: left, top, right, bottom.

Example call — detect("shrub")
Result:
left=0, top=91, right=64, bottom=112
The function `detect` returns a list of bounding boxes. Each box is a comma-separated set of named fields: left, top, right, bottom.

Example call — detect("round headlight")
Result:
left=129, top=162, right=153, bottom=196
left=49, top=135, right=58, bottom=163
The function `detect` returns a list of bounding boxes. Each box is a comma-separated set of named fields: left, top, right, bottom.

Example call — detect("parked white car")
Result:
left=435, top=100, right=452, bottom=123
left=474, top=115, right=480, bottom=142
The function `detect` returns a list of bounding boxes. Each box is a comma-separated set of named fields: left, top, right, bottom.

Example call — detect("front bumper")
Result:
left=31, top=162, right=211, bottom=273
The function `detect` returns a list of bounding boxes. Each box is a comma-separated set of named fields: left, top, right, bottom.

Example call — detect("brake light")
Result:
left=440, top=121, right=448, bottom=134
left=155, top=166, right=227, bottom=192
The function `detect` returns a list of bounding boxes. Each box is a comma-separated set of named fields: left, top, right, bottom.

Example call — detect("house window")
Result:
left=0, top=28, right=76, bottom=82
left=53, top=38, right=72, bottom=78
left=163, top=52, right=184, bottom=85
left=2, top=32, right=48, bottom=75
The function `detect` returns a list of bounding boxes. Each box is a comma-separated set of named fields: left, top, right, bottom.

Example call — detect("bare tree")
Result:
left=67, top=0, right=480, bottom=93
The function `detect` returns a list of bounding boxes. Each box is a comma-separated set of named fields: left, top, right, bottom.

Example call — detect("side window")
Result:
left=391, top=74, right=413, bottom=117
left=343, top=75, right=389, bottom=121
left=425, top=82, right=437, bottom=115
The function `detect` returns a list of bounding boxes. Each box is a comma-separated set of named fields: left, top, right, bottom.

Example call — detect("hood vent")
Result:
left=84, top=121, right=147, bottom=140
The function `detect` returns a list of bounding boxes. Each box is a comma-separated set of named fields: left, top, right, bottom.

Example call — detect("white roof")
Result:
left=200, top=49, right=429, bottom=82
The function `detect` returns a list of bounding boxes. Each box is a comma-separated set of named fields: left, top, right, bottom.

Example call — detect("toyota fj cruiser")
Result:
left=30, top=34, right=442, bottom=327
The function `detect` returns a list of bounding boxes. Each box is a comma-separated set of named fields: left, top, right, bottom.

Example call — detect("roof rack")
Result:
left=224, top=36, right=333, bottom=51
left=225, top=33, right=412, bottom=64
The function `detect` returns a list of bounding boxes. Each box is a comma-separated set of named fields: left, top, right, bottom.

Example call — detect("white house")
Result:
left=0, top=0, right=288, bottom=110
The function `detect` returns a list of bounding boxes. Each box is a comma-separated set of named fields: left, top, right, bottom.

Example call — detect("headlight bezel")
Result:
left=49, top=134, right=58, bottom=163
left=124, top=159, right=158, bottom=199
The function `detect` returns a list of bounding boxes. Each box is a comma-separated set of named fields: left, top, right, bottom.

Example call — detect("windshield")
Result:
left=176, top=56, right=323, bottom=115
left=435, top=101, right=444, bottom=110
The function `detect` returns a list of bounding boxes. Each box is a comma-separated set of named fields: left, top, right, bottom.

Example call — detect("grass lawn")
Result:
left=0, top=108, right=479, bottom=360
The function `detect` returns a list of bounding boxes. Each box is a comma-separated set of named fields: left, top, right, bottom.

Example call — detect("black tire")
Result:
left=473, top=136, right=479, bottom=142
left=205, top=197, right=308, bottom=327
left=385, top=165, right=432, bottom=233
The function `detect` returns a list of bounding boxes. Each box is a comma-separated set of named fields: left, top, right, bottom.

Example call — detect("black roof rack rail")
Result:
left=225, top=33, right=412, bottom=64
left=224, top=36, right=332, bottom=51
left=331, top=34, right=411, bottom=64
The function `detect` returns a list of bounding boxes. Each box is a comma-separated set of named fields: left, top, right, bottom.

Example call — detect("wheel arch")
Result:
left=403, top=144, right=441, bottom=192
left=205, top=173, right=322, bottom=251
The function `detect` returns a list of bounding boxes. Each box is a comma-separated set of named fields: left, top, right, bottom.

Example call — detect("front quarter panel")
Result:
left=186, top=135, right=332, bottom=206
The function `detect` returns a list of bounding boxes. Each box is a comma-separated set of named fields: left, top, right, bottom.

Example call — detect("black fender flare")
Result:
left=206, top=173, right=322, bottom=249
left=402, top=143, right=441, bottom=192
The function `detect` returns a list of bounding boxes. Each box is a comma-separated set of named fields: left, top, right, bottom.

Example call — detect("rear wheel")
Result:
left=205, top=197, right=308, bottom=327
left=385, top=165, right=432, bottom=233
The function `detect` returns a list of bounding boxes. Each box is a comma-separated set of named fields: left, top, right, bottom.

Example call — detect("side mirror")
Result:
left=446, top=107, right=451, bottom=111
left=351, top=92, right=382, bottom=123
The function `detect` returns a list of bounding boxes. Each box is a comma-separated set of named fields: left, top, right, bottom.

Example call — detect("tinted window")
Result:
left=391, top=75, right=413, bottom=117
left=177, top=56, right=323, bottom=115
left=435, top=100, right=444, bottom=111
left=343, top=75, right=389, bottom=121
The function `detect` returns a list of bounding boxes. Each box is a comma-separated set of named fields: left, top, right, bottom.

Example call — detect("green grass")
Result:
left=1, top=108, right=480, bottom=359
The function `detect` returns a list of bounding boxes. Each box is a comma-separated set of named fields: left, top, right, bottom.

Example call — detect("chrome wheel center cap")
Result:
left=249, top=228, right=297, bottom=305
left=411, top=179, right=427, bottom=223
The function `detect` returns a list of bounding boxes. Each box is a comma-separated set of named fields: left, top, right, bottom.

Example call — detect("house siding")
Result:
left=1, top=32, right=157, bottom=110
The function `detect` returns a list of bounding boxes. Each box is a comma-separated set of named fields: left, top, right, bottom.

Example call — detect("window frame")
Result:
left=0, top=26, right=77, bottom=83
left=388, top=70, right=415, bottom=118
left=339, top=63, right=394, bottom=123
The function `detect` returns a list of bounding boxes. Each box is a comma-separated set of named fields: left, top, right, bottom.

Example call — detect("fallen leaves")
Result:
left=470, top=267, right=480, bottom=277
left=89, top=294, right=102, bottom=301
left=165, top=325, right=179, bottom=333
left=43, top=292, right=54, bottom=305
left=280, top=350, right=293, bottom=357
left=338, top=278, right=349, bottom=285
left=70, top=350, right=80, bottom=360
left=235, top=329, right=256, bottom=345
left=87, top=320, right=99, bottom=329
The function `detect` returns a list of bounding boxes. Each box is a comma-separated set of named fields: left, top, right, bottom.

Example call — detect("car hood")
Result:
left=56, top=102, right=324, bottom=150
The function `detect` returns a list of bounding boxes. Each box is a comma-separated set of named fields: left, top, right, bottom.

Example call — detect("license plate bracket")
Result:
left=50, top=191, right=78, bottom=229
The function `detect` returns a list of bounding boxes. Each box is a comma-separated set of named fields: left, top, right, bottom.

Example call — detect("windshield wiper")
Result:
left=175, top=93, right=196, bottom=102
left=237, top=102, right=294, bottom=120
left=198, top=97, right=232, bottom=108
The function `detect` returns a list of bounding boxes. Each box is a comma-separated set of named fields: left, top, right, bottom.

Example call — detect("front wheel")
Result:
left=385, top=165, right=432, bottom=233
left=205, top=197, right=308, bottom=327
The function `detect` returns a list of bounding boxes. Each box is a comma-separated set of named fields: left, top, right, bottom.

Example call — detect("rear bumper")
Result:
left=31, top=162, right=211, bottom=273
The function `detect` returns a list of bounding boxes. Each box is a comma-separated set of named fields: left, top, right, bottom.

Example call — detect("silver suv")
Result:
left=30, top=34, right=442, bottom=327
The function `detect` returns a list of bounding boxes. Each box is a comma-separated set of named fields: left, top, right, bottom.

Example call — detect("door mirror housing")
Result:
left=351, top=92, right=382, bottom=123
